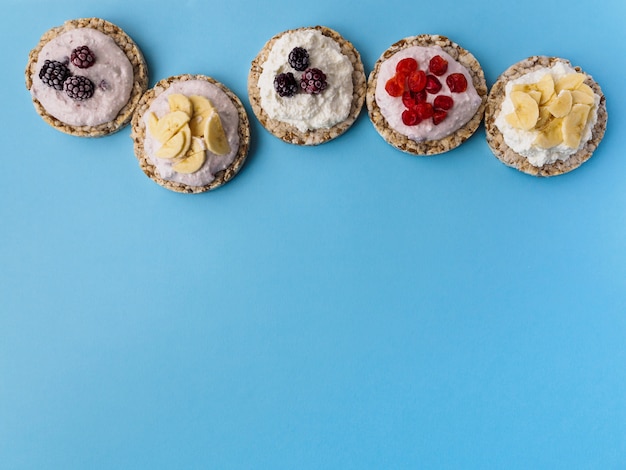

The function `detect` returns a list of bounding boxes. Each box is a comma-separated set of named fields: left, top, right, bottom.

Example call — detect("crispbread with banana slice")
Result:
left=248, top=25, right=366, bottom=145
left=131, top=74, right=250, bottom=194
left=25, top=17, right=148, bottom=137
left=485, top=56, right=607, bottom=176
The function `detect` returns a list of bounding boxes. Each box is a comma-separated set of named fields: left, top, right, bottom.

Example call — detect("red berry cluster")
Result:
left=384, top=55, right=469, bottom=127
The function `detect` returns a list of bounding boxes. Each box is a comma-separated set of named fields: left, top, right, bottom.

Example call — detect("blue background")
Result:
left=2, top=0, right=625, bottom=468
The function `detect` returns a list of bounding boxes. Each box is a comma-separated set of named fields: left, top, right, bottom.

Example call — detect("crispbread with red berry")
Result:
left=248, top=26, right=366, bottom=145
left=484, top=56, right=607, bottom=176
left=366, top=34, right=487, bottom=155
left=25, top=18, right=148, bottom=137
left=131, top=74, right=250, bottom=194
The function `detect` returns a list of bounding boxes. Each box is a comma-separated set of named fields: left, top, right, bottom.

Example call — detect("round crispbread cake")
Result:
left=248, top=26, right=366, bottom=145
left=25, top=18, right=148, bottom=137
left=131, top=74, right=250, bottom=194
left=366, top=34, right=487, bottom=156
left=484, top=56, right=608, bottom=177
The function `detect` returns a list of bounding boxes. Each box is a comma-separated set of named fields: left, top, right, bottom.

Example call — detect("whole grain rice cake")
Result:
left=131, top=74, right=250, bottom=194
left=248, top=26, right=366, bottom=145
left=484, top=56, right=607, bottom=176
left=25, top=18, right=148, bottom=137
left=366, top=34, right=487, bottom=156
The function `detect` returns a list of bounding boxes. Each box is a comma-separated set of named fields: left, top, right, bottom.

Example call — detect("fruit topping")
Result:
left=204, top=112, right=231, bottom=155
left=39, top=60, right=71, bottom=91
left=402, top=109, right=420, bottom=126
left=147, top=92, right=232, bottom=173
left=433, top=95, right=454, bottom=110
left=425, top=75, right=442, bottom=94
left=63, top=75, right=95, bottom=101
left=300, top=68, right=328, bottom=95
left=274, top=72, right=299, bottom=97
left=396, top=57, right=418, bottom=75
left=433, top=110, right=448, bottom=125
left=407, top=70, right=427, bottom=92
left=288, top=47, right=310, bottom=72
left=504, top=71, right=596, bottom=150
left=385, top=76, right=404, bottom=97
left=428, top=55, right=448, bottom=76
left=414, top=102, right=434, bottom=120
left=70, top=45, right=96, bottom=69
left=383, top=52, right=475, bottom=128
left=446, top=73, right=468, bottom=93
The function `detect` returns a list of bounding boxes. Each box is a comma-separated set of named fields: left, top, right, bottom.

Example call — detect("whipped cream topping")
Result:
left=143, top=80, right=240, bottom=187
left=258, top=29, right=354, bottom=132
left=375, top=45, right=482, bottom=141
left=495, top=62, right=600, bottom=167
left=30, top=28, right=134, bottom=127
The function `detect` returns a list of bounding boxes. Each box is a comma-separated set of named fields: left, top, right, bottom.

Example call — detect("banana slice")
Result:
left=571, top=83, right=595, bottom=105
left=533, top=117, right=563, bottom=149
left=155, top=124, right=192, bottom=159
left=555, top=73, right=586, bottom=94
left=535, top=106, right=553, bottom=130
left=534, top=74, right=555, bottom=105
left=203, top=112, right=231, bottom=155
left=508, top=91, right=539, bottom=130
left=527, top=90, right=542, bottom=104
left=146, top=112, right=160, bottom=139
left=168, top=94, right=193, bottom=117
left=546, top=90, right=573, bottom=118
left=189, top=96, right=218, bottom=137
left=562, top=104, right=591, bottom=148
left=153, top=111, right=191, bottom=143
left=172, top=138, right=207, bottom=174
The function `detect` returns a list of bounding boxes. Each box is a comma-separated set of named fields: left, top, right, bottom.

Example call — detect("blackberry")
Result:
left=64, top=75, right=95, bottom=100
left=288, top=47, right=309, bottom=71
left=274, top=72, right=299, bottom=97
left=39, top=60, right=71, bottom=91
left=300, top=68, right=327, bottom=95
left=70, top=45, right=96, bottom=69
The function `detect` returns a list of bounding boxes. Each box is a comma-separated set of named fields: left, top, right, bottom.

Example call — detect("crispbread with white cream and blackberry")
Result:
left=248, top=26, right=365, bottom=145
left=485, top=56, right=607, bottom=176
left=25, top=18, right=148, bottom=137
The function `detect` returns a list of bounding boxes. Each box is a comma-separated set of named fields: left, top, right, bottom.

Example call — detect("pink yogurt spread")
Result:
left=375, top=46, right=481, bottom=141
left=30, top=28, right=134, bottom=127
left=143, top=80, right=240, bottom=187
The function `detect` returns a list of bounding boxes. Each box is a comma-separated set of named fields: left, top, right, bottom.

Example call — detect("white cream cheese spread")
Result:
left=30, top=28, right=134, bottom=127
left=143, top=80, right=240, bottom=187
left=495, top=62, right=600, bottom=167
left=375, top=46, right=482, bottom=141
left=258, top=29, right=353, bottom=132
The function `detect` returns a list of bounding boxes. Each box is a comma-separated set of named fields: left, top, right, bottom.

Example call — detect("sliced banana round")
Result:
left=203, top=112, right=231, bottom=155
left=507, top=91, right=539, bottom=130
left=156, top=124, right=192, bottom=159
left=168, top=94, right=194, bottom=117
left=172, top=138, right=207, bottom=174
left=154, top=111, right=191, bottom=143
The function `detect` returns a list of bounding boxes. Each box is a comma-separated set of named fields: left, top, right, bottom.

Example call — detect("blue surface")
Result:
left=2, top=0, right=626, bottom=468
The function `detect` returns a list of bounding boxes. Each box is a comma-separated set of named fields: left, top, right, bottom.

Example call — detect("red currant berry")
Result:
left=385, top=76, right=404, bottom=97
left=396, top=58, right=418, bottom=75
left=433, top=95, right=454, bottom=110
left=428, top=55, right=448, bottom=76
left=407, top=70, right=427, bottom=92
left=425, top=75, right=442, bottom=94
left=402, top=108, right=421, bottom=126
left=402, top=91, right=417, bottom=109
left=433, top=109, right=448, bottom=125
left=446, top=73, right=468, bottom=93
left=414, top=102, right=434, bottom=120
